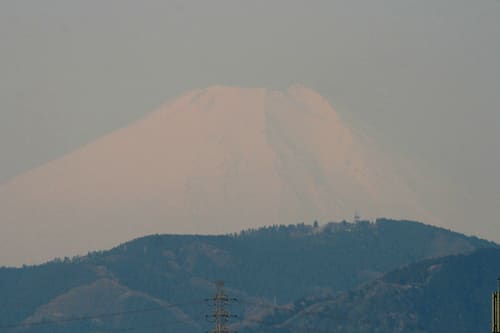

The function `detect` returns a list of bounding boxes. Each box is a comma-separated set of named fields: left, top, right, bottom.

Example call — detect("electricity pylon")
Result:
left=206, top=280, right=237, bottom=333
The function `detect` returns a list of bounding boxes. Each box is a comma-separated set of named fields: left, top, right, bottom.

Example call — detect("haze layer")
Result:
left=0, top=86, right=432, bottom=266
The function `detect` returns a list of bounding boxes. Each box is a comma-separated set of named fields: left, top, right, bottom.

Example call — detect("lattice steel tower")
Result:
left=206, top=280, right=237, bottom=333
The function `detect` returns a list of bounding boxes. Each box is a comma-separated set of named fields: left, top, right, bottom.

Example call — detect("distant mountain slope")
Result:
left=256, top=248, right=500, bottom=333
left=0, top=85, right=435, bottom=266
left=0, top=220, right=495, bottom=333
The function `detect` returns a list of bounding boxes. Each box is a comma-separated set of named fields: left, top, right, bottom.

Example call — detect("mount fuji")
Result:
left=0, top=86, right=435, bottom=266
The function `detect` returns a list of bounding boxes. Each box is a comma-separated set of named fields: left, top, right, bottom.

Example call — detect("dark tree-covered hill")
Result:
left=0, top=219, right=495, bottom=333
left=253, top=248, right=500, bottom=333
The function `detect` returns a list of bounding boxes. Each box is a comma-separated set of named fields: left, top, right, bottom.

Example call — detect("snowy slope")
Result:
left=0, top=86, right=434, bottom=266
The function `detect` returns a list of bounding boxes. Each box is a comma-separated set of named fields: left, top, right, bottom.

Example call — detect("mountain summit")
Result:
left=0, top=86, right=432, bottom=266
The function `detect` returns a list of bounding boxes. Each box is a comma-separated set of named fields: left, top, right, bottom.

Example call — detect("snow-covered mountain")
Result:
left=0, top=86, right=435, bottom=266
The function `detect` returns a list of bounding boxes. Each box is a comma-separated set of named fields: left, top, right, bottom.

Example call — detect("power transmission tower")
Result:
left=206, top=280, right=237, bottom=333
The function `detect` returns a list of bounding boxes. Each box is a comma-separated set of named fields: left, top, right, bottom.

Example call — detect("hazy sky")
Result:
left=1, top=1, right=499, bottom=239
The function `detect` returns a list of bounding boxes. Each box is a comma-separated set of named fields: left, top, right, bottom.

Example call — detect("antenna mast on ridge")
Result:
left=354, top=209, right=361, bottom=223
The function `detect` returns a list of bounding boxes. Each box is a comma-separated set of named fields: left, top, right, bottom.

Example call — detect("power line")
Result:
left=0, top=299, right=203, bottom=330
left=1, top=293, right=374, bottom=333
left=243, top=317, right=338, bottom=333
left=93, top=317, right=198, bottom=333
left=239, top=298, right=373, bottom=327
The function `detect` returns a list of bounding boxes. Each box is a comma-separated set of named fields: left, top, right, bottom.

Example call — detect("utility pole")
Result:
left=493, top=278, right=500, bottom=333
left=206, top=280, right=237, bottom=333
